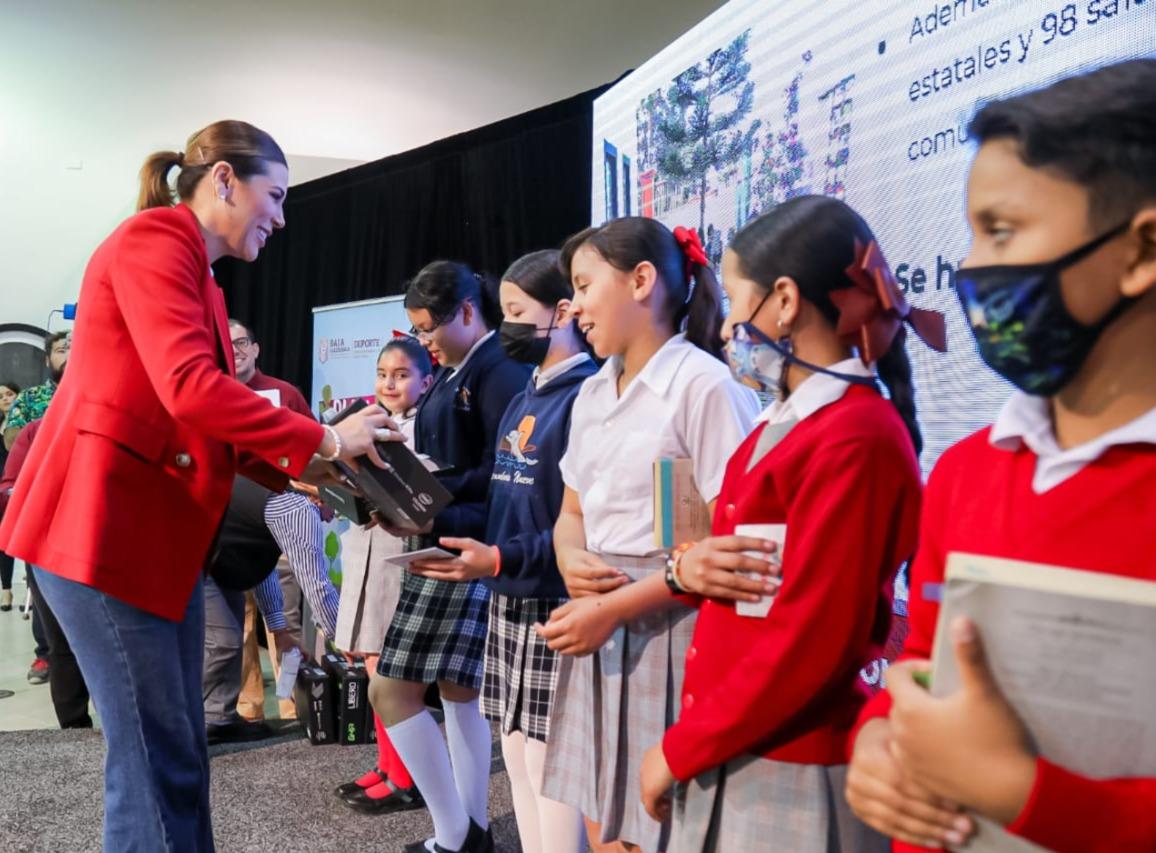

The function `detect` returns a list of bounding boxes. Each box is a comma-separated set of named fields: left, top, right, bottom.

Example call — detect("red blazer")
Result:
left=0, top=205, right=324, bottom=620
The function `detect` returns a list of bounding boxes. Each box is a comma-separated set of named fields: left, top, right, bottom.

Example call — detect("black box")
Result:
left=320, top=653, right=372, bottom=745
left=317, top=483, right=373, bottom=525
left=324, top=400, right=453, bottom=531
left=294, top=662, right=337, bottom=746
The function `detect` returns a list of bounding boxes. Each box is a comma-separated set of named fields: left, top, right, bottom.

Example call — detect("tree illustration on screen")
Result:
left=654, top=30, right=761, bottom=234
left=754, top=52, right=814, bottom=210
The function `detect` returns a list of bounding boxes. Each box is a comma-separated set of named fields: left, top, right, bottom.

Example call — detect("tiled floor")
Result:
left=0, top=565, right=57, bottom=731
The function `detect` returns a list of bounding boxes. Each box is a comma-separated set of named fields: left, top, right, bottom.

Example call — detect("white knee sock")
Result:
left=386, top=710, right=469, bottom=850
left=524, top=734, right=585, bottom=853
left=442, top=697, right=492, bottom=831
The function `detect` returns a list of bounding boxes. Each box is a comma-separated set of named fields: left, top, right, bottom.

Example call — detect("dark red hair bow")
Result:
left=673, top=226, right=710, bottom=281
left=829, top=239, right=948, bottom=365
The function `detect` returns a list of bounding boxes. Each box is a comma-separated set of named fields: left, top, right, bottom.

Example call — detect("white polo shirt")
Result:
left=559, top=334, right=760, bottom=557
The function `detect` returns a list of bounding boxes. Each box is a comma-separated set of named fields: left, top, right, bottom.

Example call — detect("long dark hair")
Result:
left=403, top=260, right=502, bottom=330
left=559, top=217, right=724, bottom=359
left=503, top=249, right=586, bottom=347
left=137, top=120, right=286, bottom=212
left=730, top=196, right=923, bottom=454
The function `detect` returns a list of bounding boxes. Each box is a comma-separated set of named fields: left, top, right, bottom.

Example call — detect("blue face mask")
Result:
left=955, top=222, right=1132, bottom=396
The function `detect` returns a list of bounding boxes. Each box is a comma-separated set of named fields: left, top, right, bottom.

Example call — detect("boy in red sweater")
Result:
left=846, top=59, right=1156, bottom=852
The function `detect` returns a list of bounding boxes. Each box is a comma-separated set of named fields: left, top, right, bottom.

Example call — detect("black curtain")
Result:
left=215, top=83, right=610, bottom=393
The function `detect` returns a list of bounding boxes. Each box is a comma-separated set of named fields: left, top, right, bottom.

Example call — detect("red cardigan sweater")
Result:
left=856, top=427, right=1156, bottom=852
left=663, top=385, right=922, bottom=781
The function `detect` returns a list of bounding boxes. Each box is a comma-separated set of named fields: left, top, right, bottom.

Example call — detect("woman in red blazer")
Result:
left=0, top=120, right=393, bottom=853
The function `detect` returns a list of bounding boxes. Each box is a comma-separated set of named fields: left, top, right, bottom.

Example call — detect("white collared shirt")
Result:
left=990, top=392, right=1156, bottom=494
left=756, top=358, right=875, bottom=427
left=386, top=407, right=418, bottom=446
left=533, top=352, right=592, bottom=389
left=448, top=330, right=495, bottom=377
left=559, top=334, right=760, bottom=556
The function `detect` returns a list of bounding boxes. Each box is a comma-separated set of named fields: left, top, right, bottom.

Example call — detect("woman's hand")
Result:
left=846, top=717, right=975, bottom=848
left=556, top=547, right=629, bottom=598
left=640, top=744, right=677, bottom=823
left=887, top=618, right=1037, bottom=826
left=677, top=536, right=781, bottom=602
left=320, top=407, right=403, bottom=468
left=534, top=595, right=623, bottom=656
left=408, top=537, right=497, bottom=582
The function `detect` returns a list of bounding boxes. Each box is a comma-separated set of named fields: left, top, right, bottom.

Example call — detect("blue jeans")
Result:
left=34, top=567, right=214, bottom=852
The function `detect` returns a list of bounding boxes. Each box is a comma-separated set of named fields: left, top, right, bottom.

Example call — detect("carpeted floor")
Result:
left=0, top=723, right=526, bottom=852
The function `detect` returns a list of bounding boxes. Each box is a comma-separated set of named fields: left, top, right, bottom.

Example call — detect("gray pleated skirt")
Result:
left=541, top=553, right=696, bottom=853
left=669, top=755, right=889, bottom=853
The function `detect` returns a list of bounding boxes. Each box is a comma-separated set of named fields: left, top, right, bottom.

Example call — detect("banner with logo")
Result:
left=310, top=296, right=410, bottom=590
left=311, top=296, right=410, bottom=419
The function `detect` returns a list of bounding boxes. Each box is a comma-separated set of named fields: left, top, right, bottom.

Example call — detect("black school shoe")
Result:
left=333, top=768, right=386, bottom=799
left=402, top=819, right=493, bottom=853
left=342, top=779, right=425, bottom=815
left=205, top=719, right=273, bottom=745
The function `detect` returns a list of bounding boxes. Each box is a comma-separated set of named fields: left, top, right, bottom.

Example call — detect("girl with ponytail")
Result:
left=535, top=217, right=761, bottom=852
left=0, top=120, right=395, bottom=851
left=637, top=195, right=947, bottom=853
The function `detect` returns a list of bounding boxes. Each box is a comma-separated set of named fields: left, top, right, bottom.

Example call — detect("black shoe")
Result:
left=343, top=780, right=425, bottom=815
left=333, top=768, right=386, bottom=799
left=403, top=819, right=490, bottom=853
left=206, top=719, right=273, bottom=745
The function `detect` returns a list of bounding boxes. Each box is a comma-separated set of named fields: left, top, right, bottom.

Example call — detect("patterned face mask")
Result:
left=724, top=320, right=792, bottom=399
left=955, top=222, right=1133, bottom=396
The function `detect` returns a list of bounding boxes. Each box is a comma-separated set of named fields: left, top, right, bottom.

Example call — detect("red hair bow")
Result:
left=673, top=226, right=710, bottom=280
left=829, top=239, right=948, bottom=365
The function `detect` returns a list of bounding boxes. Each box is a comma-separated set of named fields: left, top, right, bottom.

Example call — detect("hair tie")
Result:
left=829, top=239, right=948, bottom=365
left=672, top=226, right=710, bottom=285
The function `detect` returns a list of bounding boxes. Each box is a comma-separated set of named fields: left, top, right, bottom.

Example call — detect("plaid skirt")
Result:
left=481, top=593, right=566, bottom=742
left=376, top=571, right=490, bottom=688
left=669, top=756, right=888, bottom=853
left=541, top=554, right=696, bottom=853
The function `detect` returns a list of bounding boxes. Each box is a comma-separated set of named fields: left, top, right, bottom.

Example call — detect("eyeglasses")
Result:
left=231, top=337, right=255, bottom=350
left=408, top=306, right=459, bottom=342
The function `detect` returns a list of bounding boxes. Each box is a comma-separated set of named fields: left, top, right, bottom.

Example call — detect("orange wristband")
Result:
left=491, top=545, right=501, bottom=577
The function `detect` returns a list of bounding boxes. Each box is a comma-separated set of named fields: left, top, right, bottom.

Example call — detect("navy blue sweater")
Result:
left=416, top=333, right=530, bottom=538
left=483, top=357, right=597, bottom=598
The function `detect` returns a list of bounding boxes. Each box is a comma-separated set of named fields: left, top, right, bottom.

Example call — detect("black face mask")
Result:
left=499, top=314, right=555, bottom=366
left=955, top=222, right=1133, bottom=396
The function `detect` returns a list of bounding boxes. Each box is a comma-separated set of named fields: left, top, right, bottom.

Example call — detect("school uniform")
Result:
left=665, top=364, right=917, bottom=853
left=334, top=408, right=416, bottom=655
left=480, top=353, right=597, bottom=742
left=857, top=394, right=1156, bottom=853
left=377, top=333, right=530, bottom=688
left=541, top=334, right=759, bottom=853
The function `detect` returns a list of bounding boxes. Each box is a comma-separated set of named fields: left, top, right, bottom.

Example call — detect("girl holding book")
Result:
left=534, top=218, right=760, bottom=852
left=635, top=195, right=947, bottom=852
left=847, top=59, right=1156, bottom=852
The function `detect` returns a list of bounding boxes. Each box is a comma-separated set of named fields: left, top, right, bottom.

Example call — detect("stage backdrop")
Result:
left=310, top=295, right=410, bottom=587
left=216, top=83, right=608, bottom=396
left=592, top=0, right=1155, bottom=472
